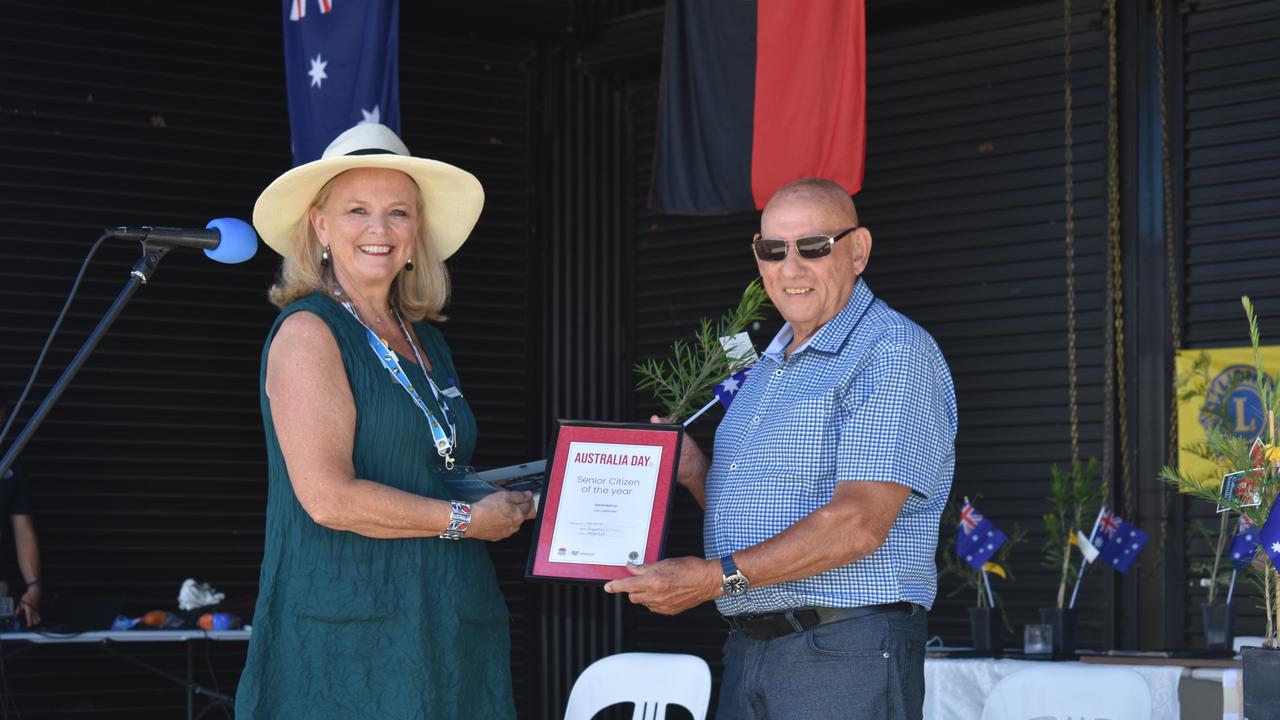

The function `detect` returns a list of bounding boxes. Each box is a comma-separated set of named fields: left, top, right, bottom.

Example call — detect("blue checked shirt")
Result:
left=706, top=280, right=957, bottom=615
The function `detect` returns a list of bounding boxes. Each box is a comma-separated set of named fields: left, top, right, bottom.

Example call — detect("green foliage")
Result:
left=1042, top=457, right=1104, bottom=609
left=634, top=279, right=771, bottom=422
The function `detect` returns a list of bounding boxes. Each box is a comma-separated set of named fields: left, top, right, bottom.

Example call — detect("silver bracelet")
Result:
left=439, top=500, right=472, bottom=540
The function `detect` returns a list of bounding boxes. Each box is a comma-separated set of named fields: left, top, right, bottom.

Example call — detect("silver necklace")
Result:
left=332, top=285, right=389, bottom=324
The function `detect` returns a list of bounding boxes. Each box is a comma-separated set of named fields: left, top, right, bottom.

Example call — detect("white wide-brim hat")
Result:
left=253, top=123, right=484, bottom=261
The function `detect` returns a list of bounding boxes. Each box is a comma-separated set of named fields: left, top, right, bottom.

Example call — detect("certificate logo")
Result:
left=627, top=551, right=640, bottom=562
left=557, top=547, right=567, bottom=556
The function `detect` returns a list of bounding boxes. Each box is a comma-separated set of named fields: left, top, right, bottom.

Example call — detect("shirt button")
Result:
left=774, top=369, right=783, bottom=377
left=752, top=416, right=760, bottom=425
left=882, top=652, right=891, bottom=659
left=729, top=463, right=737, bottom=470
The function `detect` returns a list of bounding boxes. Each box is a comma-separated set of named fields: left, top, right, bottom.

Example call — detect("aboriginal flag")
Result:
left=650, top=0, right=866, bottom=214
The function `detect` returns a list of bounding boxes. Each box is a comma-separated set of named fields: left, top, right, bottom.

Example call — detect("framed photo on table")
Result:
left=526, top=420, right=682, bottom=584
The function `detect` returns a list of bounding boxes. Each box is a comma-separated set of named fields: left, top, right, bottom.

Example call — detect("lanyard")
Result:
left=340, top=302, right=458, bottom=469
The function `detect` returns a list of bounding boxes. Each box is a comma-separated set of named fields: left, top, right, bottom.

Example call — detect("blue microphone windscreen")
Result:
left=204, top=218, right=259, bottom=264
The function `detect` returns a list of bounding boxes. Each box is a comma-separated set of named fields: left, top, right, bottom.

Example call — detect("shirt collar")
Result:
left=762, top=279, right=876, bottom=362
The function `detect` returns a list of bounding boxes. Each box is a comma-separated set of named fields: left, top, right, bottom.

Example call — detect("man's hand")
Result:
left=603, top=556, right=721, bottom=615
left=651, top=416, right=709, bottom=507
left=17, top=584, right=40, bottom=627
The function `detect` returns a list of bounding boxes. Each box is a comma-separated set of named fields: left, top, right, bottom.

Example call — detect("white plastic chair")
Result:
left=980, top=664, right=1152, bottom=720
left=563, top=652, right=712, bottom=720
left=1233, top=635, right=1267, bottom=653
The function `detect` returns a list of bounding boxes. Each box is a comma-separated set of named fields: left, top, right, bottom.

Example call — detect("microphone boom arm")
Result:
left=0, top=241, right=174, bottom=476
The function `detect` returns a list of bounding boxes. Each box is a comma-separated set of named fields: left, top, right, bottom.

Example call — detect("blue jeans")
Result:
left=716, top=606, right=926, bottom=720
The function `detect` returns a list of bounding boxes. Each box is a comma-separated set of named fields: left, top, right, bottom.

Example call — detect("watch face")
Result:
left=723, top=574, right=749, bottom=596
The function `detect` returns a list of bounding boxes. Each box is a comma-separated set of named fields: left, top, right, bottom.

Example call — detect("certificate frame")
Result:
left=525, top=420, right=683, bottom=584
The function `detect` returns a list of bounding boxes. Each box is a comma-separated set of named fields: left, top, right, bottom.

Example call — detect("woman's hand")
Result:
left=468, top=490, right=534, bottom=541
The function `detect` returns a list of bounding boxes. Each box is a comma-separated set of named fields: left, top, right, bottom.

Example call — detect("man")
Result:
left=0, top=391, right=41, bottom=628
left=606, top=178, right=956, bottom=720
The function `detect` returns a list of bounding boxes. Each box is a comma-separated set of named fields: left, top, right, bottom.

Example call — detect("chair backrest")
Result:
left=980, top=664, right=1152, bottom=720
left=563, top=652, right=712, bottom=720
left=1233, top=635, right=1267, bottom=652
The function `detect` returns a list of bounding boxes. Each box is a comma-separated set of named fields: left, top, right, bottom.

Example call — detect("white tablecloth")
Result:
left=924, top=657, right=1186, bottom=720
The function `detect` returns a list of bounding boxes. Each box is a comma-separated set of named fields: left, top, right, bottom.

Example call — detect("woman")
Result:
left=236, top=123, right=532, bottom=719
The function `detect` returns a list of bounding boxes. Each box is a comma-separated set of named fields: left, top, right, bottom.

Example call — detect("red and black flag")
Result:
left=650, top=0, right=866, bottom=214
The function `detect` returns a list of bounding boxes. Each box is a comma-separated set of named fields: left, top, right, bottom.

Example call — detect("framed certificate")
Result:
left=526, top=420, right=683, bottom=584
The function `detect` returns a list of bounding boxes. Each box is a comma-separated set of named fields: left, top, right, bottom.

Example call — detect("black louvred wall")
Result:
left=0, top=1, right=537, bottom=715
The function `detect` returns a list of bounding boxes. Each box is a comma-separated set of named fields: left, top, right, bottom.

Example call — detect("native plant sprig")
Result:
left=634, top=279, right=771, bottom=422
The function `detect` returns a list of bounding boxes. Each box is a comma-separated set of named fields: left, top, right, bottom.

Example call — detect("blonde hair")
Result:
left=268, top=172, right=451, bottom=322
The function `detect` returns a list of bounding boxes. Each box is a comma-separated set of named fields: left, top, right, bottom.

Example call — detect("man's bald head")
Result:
left=762, top=178, right=858, bottom=229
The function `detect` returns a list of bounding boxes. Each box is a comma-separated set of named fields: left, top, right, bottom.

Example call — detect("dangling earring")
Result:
left=320, top=245, right=331, bottom=268
left=405, top=258, right=415, bottom=272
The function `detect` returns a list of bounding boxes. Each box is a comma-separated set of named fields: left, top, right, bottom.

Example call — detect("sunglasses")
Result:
left=751, top=227, right=857, bottom=262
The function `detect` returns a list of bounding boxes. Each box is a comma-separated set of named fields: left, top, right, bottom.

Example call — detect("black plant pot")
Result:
left=1200, top=602, right=1233, bottom=650
left=1242, top=645, right=1280, bottom=720
left=968, top=607, right=1003, bottom=653
left=1038, top=607, right=1076, bottom=656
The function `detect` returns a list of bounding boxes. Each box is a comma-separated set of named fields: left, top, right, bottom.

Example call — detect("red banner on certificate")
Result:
left=526, top=420, right=682, bottom=584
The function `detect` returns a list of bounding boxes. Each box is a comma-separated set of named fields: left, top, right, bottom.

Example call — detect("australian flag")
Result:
left=283, top=0, right=401, bottom=166
left=713, top=369, right=750, bottom=409
left=1261, top=496, right=1280, bottom=567
left=956, top=500, right=1007, bottom=571
left=1092, top=508, right=1149, bottom=574
left=1230, top=514, right=1260, bottom=570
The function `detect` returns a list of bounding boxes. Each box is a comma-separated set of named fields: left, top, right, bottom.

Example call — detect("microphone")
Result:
left=108, top=218, right=259, bottom=264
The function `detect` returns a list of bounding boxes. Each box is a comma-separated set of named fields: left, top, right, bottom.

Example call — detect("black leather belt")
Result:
left=723, top=602, right=915, bottom=641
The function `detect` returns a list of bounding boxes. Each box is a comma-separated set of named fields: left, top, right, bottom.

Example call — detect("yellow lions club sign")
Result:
left=1176, top=346, right=1280, bottom=488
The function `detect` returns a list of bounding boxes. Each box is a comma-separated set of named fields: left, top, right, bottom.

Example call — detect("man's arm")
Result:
left=604, top=480, right=909, bottom=615
left=733, top=480, right=908, bottom=587
left=658, top=415, right=710, bottom=509
left=12, top=514, right=41, bottom=626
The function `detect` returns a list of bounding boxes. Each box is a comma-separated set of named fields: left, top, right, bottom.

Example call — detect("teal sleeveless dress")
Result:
left=236, top=293, right=516, bottom=720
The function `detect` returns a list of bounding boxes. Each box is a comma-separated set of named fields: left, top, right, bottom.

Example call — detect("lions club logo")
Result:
left=1202, top=364, right=1267, bottom=438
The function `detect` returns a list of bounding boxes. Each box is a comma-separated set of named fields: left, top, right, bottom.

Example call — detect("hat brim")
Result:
left=253, top=154, right=484, bottom=261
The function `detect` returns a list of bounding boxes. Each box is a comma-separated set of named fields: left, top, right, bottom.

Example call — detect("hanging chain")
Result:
left=1064, top=0, right=1080, bottom=463
left=1156, top=0, right=1181, bottom=459
left=1155, top=0, right=1179, bottom=581
left=1107, top=0, right=1130, bottom=516
left=1102, top=0, right=1116, bottom=508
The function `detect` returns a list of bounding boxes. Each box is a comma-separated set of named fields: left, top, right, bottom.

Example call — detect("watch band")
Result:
left=439, top=500, right=472, bottom=540
left=720, top=554, right=738, bottom=577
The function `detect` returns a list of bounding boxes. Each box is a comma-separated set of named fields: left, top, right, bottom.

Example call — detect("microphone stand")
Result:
left=0, top=242, right=174, bottom=477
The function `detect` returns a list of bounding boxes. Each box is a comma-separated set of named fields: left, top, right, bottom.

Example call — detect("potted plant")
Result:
left=1188, top=519, right=1237, bottom=650
left=938, top=497, right=1026, bottom=653
left=1161, top=297, right=1279, bottom=715
left=1041, top=457, right=1104, bottom=656
left=1159, top=351, right=1255, bottom=650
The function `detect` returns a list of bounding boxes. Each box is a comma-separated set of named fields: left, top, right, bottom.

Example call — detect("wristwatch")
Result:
left=720, top=554, right=749, bottom=596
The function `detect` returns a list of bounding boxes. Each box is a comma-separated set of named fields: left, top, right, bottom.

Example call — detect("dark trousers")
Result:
left=715, top=606, right=926, bottom=720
